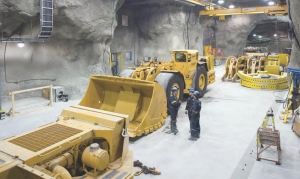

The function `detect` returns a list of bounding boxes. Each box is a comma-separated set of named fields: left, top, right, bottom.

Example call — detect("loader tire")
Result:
left=155, top=73, right=184, bottom=113
left=193, top=66, right=207, bottom=97
left=119, top=69, right=134, bottom=78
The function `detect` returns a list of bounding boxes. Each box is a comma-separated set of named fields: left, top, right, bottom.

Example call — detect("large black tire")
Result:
left=193, top=66, right=207, bottom=97
left=119, top=69, right=134, bottom=77
left=155, top=73, right=184, bottom=113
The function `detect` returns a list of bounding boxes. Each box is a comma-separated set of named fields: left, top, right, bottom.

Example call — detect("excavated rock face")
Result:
left=201, top=15, right=290, bottom=57
left=288, top=0, right=300, bottom=69
left=135, top=4, right=202, bottom=59
left=111, top=1, right=203, bottom=62
left=0, top=0, right=124, bottom=100
left=112, top=1, right=290, bottom=63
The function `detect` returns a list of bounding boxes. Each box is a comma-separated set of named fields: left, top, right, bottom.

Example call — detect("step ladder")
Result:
left=256, top=108, right=281, bottom=165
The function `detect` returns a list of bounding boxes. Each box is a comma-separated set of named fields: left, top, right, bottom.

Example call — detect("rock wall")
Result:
left=111, top=2, right=203, bottom=62
left=201, top=14, right=290, bottom=57
left=0, top=0, right=124, bottom=100
left=136, top=4, right=203, bottom=60
left=112, top=2, right=290, bottom=64
left=288, top=0, right=300, bottom=69
left=110, top=5, right=138, bottom=69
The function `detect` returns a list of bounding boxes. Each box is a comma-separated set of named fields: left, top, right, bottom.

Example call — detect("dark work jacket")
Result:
left=185, top=95, right=194, bottom=112
left=191, top=99, right=201, bottom=119
left=169, top=95, right=181, bottom=111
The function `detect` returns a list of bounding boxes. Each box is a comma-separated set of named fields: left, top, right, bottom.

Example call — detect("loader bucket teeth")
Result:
left=79, top=75, right=167, bottom=137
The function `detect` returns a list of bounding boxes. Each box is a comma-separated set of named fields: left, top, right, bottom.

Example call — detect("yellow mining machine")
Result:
left=0, top=78, right=134, bottom=179
left=222, top=47, right=267, bottom=81
left=112, top=50, right=215, bottom=137
left=237, top=53, right=289, bottom=90
left=91, top=50, right=215, bottom=137
left=222, top=46, right=289, bottom=90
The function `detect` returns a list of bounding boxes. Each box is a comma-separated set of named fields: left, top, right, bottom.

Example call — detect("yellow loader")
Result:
left=0, top=79, right=134, bottom=179
left=81, top=50, right=215, bottom=138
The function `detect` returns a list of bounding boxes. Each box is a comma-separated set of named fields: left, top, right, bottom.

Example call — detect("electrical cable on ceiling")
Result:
left=3, top=42, right=55, bottom=84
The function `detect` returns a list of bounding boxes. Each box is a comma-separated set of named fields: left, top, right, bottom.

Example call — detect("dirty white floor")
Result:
left=0, top=64, right=300, bottom=179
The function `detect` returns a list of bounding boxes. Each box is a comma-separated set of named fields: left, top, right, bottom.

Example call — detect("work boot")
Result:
left=173, top=129, right=179, bottom=135
left=188, top=136, right=197, bottom=141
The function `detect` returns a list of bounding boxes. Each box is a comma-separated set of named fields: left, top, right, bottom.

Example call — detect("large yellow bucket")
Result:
left=79, top=75, right=167, bottom=137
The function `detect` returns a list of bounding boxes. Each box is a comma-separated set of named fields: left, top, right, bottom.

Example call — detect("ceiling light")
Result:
left=259, top=36, right=262, bottom=38
left=228, top=4, right=234, bottom=8
left=218, top=0, right=224, bottom=4
left=274, top=34, right=277, bottom=37
left=268, top=1, right=275, bottom=5
left=253, top=34, right=256, bottom=36
left=18, top=42, right=24, bottom=48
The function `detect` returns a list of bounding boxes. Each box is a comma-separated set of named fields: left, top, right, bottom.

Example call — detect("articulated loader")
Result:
left=88, top=50, right=215, bottom=137
left=0, top=81, right=134, bottom=179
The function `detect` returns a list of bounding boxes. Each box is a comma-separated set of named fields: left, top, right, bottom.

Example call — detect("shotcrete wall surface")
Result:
left=201, top=14, right=290, bottom=57
left=136, top=5, right=203, bottom=60
left=113, top=3, right=290, bottom=64
left=112, top=3, right=204, bottom=62
left=110, top=6, right=138, bottom=69
left=0, top=0, right=124, bottom=100
left=288, top=0, right=300, bottom=69
left=0, top=0, right=297, bottom=101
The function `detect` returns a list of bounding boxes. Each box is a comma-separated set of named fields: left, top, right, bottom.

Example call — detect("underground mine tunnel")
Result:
left=0, top=0, right=300, bottom=179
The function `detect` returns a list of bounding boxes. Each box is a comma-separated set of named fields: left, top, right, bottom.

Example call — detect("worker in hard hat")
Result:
left=185, top=88, right=195, bottom=132
left=189, top=91, right=202, bottom=141
left=166, top=86, right=181, bottom=134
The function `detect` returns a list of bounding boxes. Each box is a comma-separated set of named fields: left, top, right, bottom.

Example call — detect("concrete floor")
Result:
left=1, top=64, right=300, bottom=179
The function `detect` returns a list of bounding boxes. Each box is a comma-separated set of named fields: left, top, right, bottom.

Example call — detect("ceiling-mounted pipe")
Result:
left=1, top=0, right=53, bottom=43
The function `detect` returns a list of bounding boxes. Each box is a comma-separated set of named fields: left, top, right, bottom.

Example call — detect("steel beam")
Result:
left=200, top=5, right=288, bottom=16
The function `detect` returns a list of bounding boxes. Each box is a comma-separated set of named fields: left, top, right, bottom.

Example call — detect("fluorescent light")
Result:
left=253, top=34, right=256, bottom=36
left=18, top=42, right=24, bottom=48
left=268, top=1, right=275, bottom=5
left=274, top=34, right=277, bottom=37
left=218, top=0, right=224, bottom=4
left=175, top=0, right=195, bottom=6
left=229, top=4, right=234, bottom=8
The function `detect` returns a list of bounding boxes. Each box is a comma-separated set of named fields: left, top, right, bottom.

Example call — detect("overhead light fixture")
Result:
left=18, top=42, right=25, bottom=48
left=218, top=0, right=224, bottom=4
left=253, top=34, right=256, bottom=36
left=274, top=34, right=277, bottom=37
left=259, top=36, right=262, bottom=38
left=175, top=0, right=195, bottom=6
left=268, top=1, right=275, bottom=5
left=228, top=4, right=234, bottom=8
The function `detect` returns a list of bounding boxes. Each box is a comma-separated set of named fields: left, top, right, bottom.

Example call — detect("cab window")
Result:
left=175, top=52, right=186, bottom=62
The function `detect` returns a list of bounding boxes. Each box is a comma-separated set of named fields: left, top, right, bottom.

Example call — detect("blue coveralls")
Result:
left=190, top=98, right=201, bottom=138
left=169, top=94, right=181, bottom=132
left=185, top=95, right=194, bottom=130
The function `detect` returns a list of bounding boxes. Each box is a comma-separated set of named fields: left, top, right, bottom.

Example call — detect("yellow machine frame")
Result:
left=200, top=5, right=288, bottom=16
left=101, top=50, right=216, bottom=137
left=125, top=50, right=215, bottom=95
left=0, top=104, right=134, bottom=179
left=223, top=53, right=289, bottom=90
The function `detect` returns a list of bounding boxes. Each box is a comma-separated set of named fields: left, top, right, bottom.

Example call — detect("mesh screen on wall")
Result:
left=1, top=0, right=53, bottom=43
